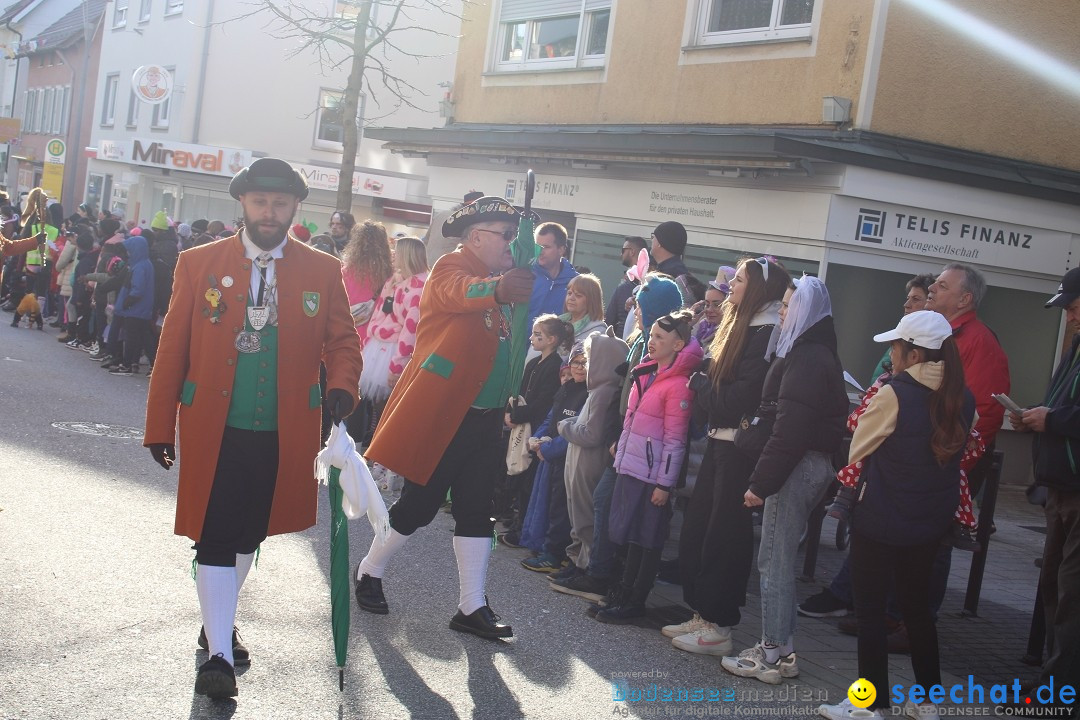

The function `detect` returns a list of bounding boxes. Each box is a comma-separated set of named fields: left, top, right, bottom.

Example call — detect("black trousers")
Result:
left=851, top=532, right=940, bottom=711
left=1040, top=487, right=1080, bottom=694
left=122, top=316, right=151, bottom=366
left=195, top=427, right=279, bottom=566
left=389, top=408, right=502, bottom=538
left=679, top=439, right=756, bottom=626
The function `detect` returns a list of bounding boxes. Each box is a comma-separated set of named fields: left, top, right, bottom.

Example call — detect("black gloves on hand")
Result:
left=687, top=371, right=710, bottom=394
left=493, top=267, right=533, bottom=305
left=326, top=388, right=355, bottom=423
left=122, top=294, right=137, bottom=309
left=149, top=443, right=176, bottom=470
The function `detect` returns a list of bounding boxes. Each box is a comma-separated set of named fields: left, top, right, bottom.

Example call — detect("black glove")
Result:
left=493, top=267, right=533, bottom=305
left=326, top=388, right=355, bottom=423
left=149, top=443, right=176, bottom=470
left=122, top=294, right=136, bottom=309
left=687, top=371, right=710, bottom=394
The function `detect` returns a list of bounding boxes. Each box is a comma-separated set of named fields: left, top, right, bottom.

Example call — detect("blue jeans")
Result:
left=758, top=451, right=833, bottom=645
left=587, top=465, right=618, bottom=578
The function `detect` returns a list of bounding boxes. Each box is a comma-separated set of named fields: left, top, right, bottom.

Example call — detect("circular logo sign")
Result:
left=46, top=139, right=65, bottom=158
left=132, top=65, right=173, bottom=105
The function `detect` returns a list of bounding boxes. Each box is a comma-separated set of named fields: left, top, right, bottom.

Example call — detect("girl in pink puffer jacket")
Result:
left=596, top=309, right=704, bottom=624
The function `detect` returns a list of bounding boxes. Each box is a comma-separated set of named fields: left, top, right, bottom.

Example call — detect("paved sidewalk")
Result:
left=643, top=484, right=1047, bottom=711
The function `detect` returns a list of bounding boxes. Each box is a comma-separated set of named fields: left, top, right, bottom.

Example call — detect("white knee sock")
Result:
left=235, top=552, right=255, bottom=592
left=454, top=536, right=492, bottom=615
left=358, top=529, right=409, bottom=579
left=196, top=564, right=238, bottom=667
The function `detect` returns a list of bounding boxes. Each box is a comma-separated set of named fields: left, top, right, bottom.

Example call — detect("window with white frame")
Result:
left=42, top=87, right=54, bottom=133
left=151, top=89, right=171, bottom=128
left=57, top=86, right=70, bottom=134
left=494, top=0, right=612, bottom=72
left=165, top=0, right=183, bottom=15
left=139, top=0, right=152, bottom=22
left=126, top=88, right=139, bottom=128
left=101, top=74, right=119, bottom=126
left=314, top=89, right=346, bottom=147
left=23, top=89, right=36, bottom=134
left=694, top=0, right=814, bottom=46
left=113, top=0, right=128, bottom=27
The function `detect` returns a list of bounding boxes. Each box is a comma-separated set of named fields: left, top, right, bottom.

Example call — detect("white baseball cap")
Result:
left=872, top=310, right=953, bottom=350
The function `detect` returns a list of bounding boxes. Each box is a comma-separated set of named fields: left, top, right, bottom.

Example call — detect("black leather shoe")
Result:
left=198, top=625, right=250, bottom=667
left=194, top=653, right=237, bottom=699
left=355, top=570, right=388, bottom=614
left=449, top=605, right=513, bottom=639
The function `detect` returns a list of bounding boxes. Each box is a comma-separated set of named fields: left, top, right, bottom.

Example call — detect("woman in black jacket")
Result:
left=722, top=276, right=848, bottom=685
left=666, top=257, right=790, bottom=656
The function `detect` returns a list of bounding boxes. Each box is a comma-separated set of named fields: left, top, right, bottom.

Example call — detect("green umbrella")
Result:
left=328, top=465, right=349, bottom=691
left=506, top=170, right=539, bottom=400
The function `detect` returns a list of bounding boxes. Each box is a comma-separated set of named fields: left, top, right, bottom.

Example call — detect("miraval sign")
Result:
left=826, top=196, right=1074, bottom=276
left=98, top=139, right=251, bottom=177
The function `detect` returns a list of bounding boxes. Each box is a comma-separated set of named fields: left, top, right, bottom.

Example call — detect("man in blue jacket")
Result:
left=527, top=221, right=577, bottom=329
left=109, top=234, right=155, bottom=376
left=1011, top=267, right=1080, bottom=704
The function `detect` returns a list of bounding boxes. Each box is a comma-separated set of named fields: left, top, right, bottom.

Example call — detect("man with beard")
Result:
left=328, top=210, right=355, bottom=254
left=143, top=158, right=363, bottom=699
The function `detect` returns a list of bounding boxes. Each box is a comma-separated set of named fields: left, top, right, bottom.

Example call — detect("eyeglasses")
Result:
left=476, top=228, right=516, bottom=242
left=569, top=359, right=587, bottom=368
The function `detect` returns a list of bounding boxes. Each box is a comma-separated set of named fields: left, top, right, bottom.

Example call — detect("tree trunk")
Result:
left=336, top=0, right=372, bottom=212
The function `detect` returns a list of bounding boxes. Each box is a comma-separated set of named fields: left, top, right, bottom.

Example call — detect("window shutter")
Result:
left=500, top=0, right=583, bottom=22
left=584, top=0, right=611, bottom=10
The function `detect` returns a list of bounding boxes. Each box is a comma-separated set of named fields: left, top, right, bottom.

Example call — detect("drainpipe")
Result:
left=57, top=6, right=95, bottom=208
left=4, top=17, right=22, bottom=187
left=190, top=0, right=214, bottom=143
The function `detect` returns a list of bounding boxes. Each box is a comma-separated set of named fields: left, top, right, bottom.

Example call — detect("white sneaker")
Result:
left=818, top=699, right=887, bottom=719
left=671, top=623, right=732, bottom=656
left=661, top=613, right=706, bottom=639
left=720, top=644, right=798, bottom=684
left=902, top=700, right=940, bottom=719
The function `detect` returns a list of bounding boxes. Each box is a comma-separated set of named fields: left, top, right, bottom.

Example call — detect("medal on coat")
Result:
left=235, top=330, right=262, bottom=354
left=247, top=306, right=270, bottom=331
left=483, top=309, right=494, bottom=330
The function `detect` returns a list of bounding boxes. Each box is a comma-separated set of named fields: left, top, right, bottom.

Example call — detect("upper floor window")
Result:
left=695, top=0, right=815, bottom=45
left=150, top=67, right=174, bottom=129
left=165, top=0, right=183, bottom=15
left=494, top=0, right=611, bottom=72
left=139, top=0, right=152, bottom=22
left=113, top=0, right=128, bottom=28
left=315, top=89, right=345, bottom=147
left=126, top=88, right=140, bottom=128
left=101, top=74, right=119, bottom=126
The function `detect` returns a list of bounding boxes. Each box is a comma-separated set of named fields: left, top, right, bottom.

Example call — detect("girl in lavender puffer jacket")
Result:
left=597, top=309, right=703, bottom=624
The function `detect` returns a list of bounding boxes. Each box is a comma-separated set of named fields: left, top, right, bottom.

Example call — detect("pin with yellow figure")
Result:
left=847, top=678, right=877, bottom=708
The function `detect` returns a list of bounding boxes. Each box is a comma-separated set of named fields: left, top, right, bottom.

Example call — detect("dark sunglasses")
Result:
left=476, top=228, right=516, bottom=242
left=656, top=315, right=691, bottom=343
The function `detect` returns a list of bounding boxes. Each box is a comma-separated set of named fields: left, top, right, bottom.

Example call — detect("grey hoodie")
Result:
left=560, top=327, right=630, bottom=490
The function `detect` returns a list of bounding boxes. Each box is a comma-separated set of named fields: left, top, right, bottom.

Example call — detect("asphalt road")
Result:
left=0, top=325, right=799, bottom=720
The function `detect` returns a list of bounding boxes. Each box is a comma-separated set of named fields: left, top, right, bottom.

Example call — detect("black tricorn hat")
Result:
left=442, top=195, right=539, bottom=238
left=229, top=158, right=309, bottom=201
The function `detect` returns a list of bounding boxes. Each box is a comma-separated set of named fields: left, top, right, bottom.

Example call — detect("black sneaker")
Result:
left=797, top=588, right=853, bottom=618
left=586, top=584, right=625, bottom=618
left=497, top=532, right=523, bottom=549
left=548, top=562, right=581, bottom=583
left=354, top=569, right=388, bottom=614
left=194, top=653, right=237, bottom=699
left=596, top=603, right=647, bottom=625
left=101, top=359, right=119, bottom=370
left=89, top=352, right=110, bottom=362
left=109, top=365, right=134, bottom=376
left=551, top=573, right=609, bottom=603
left=197, top=626, right=250, bottom=667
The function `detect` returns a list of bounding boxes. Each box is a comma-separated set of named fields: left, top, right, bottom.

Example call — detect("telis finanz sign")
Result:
left=826, top=196, right=1073, bottom=275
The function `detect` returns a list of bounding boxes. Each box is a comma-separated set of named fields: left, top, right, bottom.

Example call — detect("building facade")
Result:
left=369, top=0, right=1080, bottom=483
left=84, top=0, right=460, bottom=235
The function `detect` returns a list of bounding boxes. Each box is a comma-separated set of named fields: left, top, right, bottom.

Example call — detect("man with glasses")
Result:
left=604, top=236, right=649, bottom=332
left=355, top=196, right=535, bottom=639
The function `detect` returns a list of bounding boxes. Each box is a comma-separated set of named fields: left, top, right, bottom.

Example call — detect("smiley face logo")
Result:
left=847, top=678, right=876, bottom=708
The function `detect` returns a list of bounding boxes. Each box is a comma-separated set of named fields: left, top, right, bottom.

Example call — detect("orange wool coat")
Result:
left=365, top=246, right=505, bottom=485
left=144, top=235, right=363, bottom=541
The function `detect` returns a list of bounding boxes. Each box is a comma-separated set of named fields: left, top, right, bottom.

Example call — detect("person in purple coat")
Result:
left=597, top=309, right=703, bottom=624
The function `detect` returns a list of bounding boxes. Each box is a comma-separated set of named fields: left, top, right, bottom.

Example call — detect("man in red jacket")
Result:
left=927, top=262, right=1011, bottom=497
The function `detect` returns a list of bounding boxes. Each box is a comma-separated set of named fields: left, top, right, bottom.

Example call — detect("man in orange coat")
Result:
left=143, top=158, right=363, bottom=699
left=356, top=196, right=534, bottom=638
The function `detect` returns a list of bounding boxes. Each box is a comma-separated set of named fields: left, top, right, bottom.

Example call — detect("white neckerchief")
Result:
left=240, top=230, right=286, bottom=303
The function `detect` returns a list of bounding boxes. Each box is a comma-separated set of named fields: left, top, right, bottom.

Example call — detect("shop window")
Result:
left=165, top=0, right=184, bottom=16
left=693, top=0, right=815, bottom=46
left=494, top=0, right=612, bottom=72
left=101, top=73, right=119, bottom=126
left=113, top=0, right=128, bottom=28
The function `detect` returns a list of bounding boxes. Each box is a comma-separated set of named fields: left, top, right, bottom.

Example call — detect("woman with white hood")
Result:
left=720, top=275, right=848, bottom=685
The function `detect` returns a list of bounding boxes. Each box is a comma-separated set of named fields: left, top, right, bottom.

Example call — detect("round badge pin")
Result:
left=221, top=276, right=234, bottom=288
